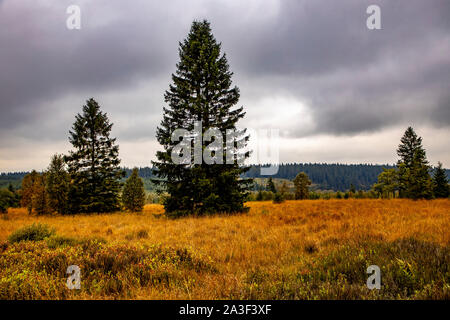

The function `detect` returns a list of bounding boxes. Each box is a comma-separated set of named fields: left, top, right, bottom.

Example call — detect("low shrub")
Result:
left=8, top=223, right=56, bottom=243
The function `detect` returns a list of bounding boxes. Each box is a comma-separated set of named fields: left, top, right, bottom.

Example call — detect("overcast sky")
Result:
left=0, top=0, right=449, bottom=172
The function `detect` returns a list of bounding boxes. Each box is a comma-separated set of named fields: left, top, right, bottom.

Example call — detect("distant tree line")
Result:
left=243, top=163, right=397, bottom=191
left=3, top=161, right=450, bottom=195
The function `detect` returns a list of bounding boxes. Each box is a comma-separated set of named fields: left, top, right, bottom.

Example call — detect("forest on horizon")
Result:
left=2, top=162, right=449, bottom=192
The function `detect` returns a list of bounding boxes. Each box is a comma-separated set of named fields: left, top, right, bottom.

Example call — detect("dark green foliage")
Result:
left=152, top=20, right=251, bottom=216
left=397, top=127, right=423, bottom=168
left=65, top=98, right=125, bottom=214
left=8, top=223, right=55, bottom=243
left=5, top=164, right=450, bottom=193
left=273, top=192, right=284, bottom=204
left=433, top=162, right=449, bottom=198
left=122, top=168, right=146, bottom=212
left=0, top=186, right=19, bottom=213
left=243, top=163, right=403, bottom=191
left=372, top=168, right=399, bottom=198
left=349, top=183, right=356, bottom=193
left=396, top=127, right=433, bottom=199
left=293, top=172, right=311, bottom=200
left=256, top=190, right=263, bottom=201
left=46, top=154, right=70, bottom=214
left=266, top=177, right=277, bottom=193
left=372, top=127, right=434, bottom=200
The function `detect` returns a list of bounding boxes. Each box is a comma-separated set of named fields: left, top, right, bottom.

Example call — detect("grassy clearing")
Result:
left=0, top=199, right=449, bottom=299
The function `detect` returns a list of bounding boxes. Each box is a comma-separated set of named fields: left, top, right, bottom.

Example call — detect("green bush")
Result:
left=273, top=193, right=285, bottom=204
left=0, top=188, right=19, bottom=213
left=8, top=223, right=56, bottom=243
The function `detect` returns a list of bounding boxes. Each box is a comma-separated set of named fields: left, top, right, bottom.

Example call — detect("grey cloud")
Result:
left=0, top=0, right=449, bottom=170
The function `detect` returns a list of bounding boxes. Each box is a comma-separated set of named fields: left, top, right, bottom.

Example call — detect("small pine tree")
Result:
left=273, top=192, right=285, bottom=204
left=65, top=98, right=125, bottom=213
left=432, top=162, right=449, bottom=198
left=267, top=178, right=277, bottom=194
left=256, top=189, right=263, bottom=201
left=396, top=127, right=433, bottom=199
left=122, top=168, right=146, bottom=212
left=293, top=172, right=311, bottom=200
left=46, top=154, right=70, bottom=214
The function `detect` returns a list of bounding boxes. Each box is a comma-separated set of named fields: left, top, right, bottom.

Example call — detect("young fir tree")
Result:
left=152, top=20, right=252, bottom=216
left=293, top=172, right=311, bottom=200
left=122, top=168, right=146, bottom=212
left=46, top=154, right=70, bottom=214
left=396, top=127, right=433, bottom=199
left=256, top=189, right=263, bottom=201
left=432, top=162, right=449, bottom=198
left=267, top=177, right=277, bottom=194
left=65, top=98, right=124, bottom=214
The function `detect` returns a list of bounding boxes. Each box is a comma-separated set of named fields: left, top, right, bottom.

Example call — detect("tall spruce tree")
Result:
left=46, top=154, right=70, bottom=214
left=65, top=98, right=124, bottom=213
left=122, top=168, right=146, bottom=212
left=433, top=162, right=449, bottom=198
left=152, top=20, right=252, bottom=216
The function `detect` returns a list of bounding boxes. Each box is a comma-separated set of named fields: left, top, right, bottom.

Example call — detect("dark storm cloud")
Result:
left=0, top=0, right=179, bottom=132
left=214, top=0, right=450, bottom=136
left=0, top=0, right=449, bottom=147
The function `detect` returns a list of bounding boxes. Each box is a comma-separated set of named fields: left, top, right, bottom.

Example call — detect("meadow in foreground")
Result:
left=0, top=199, right=449, bottom=299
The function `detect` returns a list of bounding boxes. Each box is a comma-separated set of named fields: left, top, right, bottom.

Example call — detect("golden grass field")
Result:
left=0, top=199, right=449, bottom=299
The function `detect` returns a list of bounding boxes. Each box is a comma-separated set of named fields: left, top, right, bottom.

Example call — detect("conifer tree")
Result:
left=267, top=178, right=277, bottom=194
left=432, top=162, right=449, bottom=198
left=65, top=98, right=124, bottom=213
left=293, top=172, right=311, bottom=200
left=152, top=20, right=251, bottom=216
left=397, top=127, right=423, bottom=168
left=122, top=168, right=146, bottom=212
left=256, top=189, right=263, bottom=201
left=396, top=127, right=432, bottom=199
left=46, top=154, right=70, bottom=214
